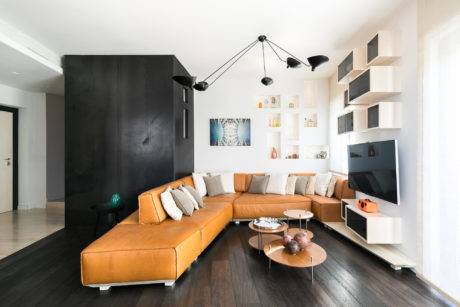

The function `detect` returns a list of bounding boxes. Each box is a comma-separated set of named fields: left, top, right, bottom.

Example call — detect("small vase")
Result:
left=271, top=147, right=278, bottom=159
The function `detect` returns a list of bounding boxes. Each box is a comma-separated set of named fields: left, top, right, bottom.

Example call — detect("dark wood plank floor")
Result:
left=0, top=221, right=453, bottom=307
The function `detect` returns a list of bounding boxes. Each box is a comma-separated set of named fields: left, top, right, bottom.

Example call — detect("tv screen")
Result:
left=347, top=140, right=400, bottom=204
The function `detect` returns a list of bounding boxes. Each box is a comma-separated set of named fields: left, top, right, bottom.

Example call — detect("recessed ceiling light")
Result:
left=11, top=71, right=20, bottom=75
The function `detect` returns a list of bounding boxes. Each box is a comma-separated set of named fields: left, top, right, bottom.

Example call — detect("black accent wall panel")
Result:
left=65, top=55, right=194, bottom=227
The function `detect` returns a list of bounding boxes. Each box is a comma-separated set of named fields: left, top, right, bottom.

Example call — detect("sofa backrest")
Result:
left=334, top=177, right=355, bottom=200
left=138, top=179, right=184, bottom=224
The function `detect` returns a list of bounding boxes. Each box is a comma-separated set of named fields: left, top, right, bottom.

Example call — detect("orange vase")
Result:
left=271, top=147, right=278, bottom=159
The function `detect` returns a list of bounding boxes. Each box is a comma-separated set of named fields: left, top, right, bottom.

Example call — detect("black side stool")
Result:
left=91, top=202, right=124, bottom=237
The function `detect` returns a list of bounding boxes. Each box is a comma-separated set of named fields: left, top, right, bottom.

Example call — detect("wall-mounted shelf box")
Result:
left=344, top=200, right=402, bottom=244
left=338, top=48, right=367, bottom=84
left=337, top=109, right=366, bottom=134
left=366, top=102, right=401, bottom=130
left=367, top=30, right=401, bottom=66
left=348, top=66, right=401, bottom=105
left=302, top=145, right=329, bottom=160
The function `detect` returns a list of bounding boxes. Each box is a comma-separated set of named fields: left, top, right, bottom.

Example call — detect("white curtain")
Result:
left=422, top=16, right=460, bottom=302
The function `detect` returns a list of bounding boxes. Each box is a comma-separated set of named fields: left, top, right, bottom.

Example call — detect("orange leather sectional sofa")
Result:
left=81, top=173, right=354, bottom=290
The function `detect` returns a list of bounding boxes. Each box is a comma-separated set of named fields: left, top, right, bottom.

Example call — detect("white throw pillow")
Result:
left=315, top=173, right=332, bottom=196
left=180, top=185, right=199, bottom=210
left=160, top=187, right=183, bottom=221
left=266, top=173, right=289, bottom=195
left=210, top=172, right=235, bottom=193
left=192, top=173, right=207, bottom=197
left=285, top=176, right=297, bottom=195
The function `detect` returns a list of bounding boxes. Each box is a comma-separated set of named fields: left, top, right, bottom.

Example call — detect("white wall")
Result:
left=194, top=77, right=329, bottom=173
left=0, top=83, right=47, bottom=209
left=328, top=1, right=418, bottom=260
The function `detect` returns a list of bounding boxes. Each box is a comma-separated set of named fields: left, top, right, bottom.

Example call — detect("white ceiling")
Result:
left=0, top=0, right=409, bottom=90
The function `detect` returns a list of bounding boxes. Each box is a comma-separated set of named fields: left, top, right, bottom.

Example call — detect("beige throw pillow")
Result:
left=306, top=176, right=316, bottom=195
left=294, top=176, right=309, bottom=196
left=203, top=175, right=226, bottom=197
left=183, top=185, right=204, bottom=208
left=160, top=187, right=183, bottom=221
left=286, top=176, right=297, bottom=195
left=180, top=185, right=199, bottom=210
left=326, top=175, right=338, bottom=198
left=171, top=189, right=194, bottom=216
left=248, top=175, right=270, bottom=194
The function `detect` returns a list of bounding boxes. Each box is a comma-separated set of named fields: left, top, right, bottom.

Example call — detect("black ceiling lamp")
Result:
left=173, top=34, right=329, bottom=91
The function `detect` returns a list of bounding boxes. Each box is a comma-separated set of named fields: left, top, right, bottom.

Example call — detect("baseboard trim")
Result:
left=416, top=273, right=459, bottom=306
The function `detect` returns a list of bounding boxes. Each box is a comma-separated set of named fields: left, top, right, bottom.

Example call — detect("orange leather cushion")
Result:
left=138, top=179, right=184, bottom=224
left=120, top=210, right=138, bottom=224
left=234, top=174, right=246, bottom=192
left=233, top=193, right=311, bottom=219
left=307, top=194, right=341, bottom=204
left=334, top=177, right=345, bottom=199
left=203, top=192, right=242, bottom=204
left=290, top=173, right=315, bottom=177
left=81, top=222, right=201, bottom=285
left=341, top=179, right=355, bottom=199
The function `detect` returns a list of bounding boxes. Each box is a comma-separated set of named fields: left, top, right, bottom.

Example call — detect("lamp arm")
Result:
left=266, top=41, right=285, bottom=63
left=266, top=39, right=311, bottom=67
left=208, top=40, right=259, bottom=87
left=203, top=39, right=259, bottom=82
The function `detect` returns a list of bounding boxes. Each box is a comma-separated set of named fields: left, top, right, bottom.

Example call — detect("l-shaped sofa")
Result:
left=81, top=173, right=354, bottom=290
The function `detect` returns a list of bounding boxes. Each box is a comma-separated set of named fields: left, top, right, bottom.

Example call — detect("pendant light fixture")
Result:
left=173, top=34, right=329, bottom=91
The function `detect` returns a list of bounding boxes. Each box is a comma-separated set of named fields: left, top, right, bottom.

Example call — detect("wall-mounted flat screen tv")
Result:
left=347, top=140, right=400, bottom=204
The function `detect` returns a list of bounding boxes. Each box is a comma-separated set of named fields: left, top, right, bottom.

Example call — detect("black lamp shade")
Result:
left=172, top=75, right=196, bottom=88
left=261, top=77, right=273, bottom=86
left=307, top=55, right=329, bottom=71
left=286, top=57, right=302, bottom=68
left=193, top=81, right=209, bottom=91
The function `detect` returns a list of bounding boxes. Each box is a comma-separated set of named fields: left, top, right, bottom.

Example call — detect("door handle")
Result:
left=4, top=158, right=11, bottom=161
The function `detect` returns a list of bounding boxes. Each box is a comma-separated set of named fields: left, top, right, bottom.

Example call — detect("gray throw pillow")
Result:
left=170, top=189, right=194, bottom=216
left=203, top=175, right=225, bottom=197
left=248, top=175, right=270, bottom=194
left=295, top=176, right=309, bottom=196
left=183, top=184, right=204, bottom=208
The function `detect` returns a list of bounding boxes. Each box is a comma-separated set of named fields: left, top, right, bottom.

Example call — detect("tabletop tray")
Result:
left=253, top=217, right=284, bottom=230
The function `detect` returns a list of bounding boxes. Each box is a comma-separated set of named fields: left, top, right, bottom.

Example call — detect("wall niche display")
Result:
left=304, top=114, right=318, bottom=127
left=210, top=118, right=251, bottom=146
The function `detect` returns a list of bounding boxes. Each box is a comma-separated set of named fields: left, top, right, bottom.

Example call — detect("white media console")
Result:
left=324, top=199, right=414, bottom=270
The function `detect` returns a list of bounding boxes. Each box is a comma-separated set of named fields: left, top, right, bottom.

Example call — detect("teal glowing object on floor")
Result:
left=110, top=194, right=122, bottom=208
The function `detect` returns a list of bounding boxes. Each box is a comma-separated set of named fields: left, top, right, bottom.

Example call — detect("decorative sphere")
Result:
left=294, top=232, right=310, bottom=250
left=282, top=235, right=292, bottom=247
left=286, top=240, right=300, bottom=254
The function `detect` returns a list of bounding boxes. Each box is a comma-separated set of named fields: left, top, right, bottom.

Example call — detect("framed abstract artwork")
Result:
left=210, top=118, right=251, bottom=146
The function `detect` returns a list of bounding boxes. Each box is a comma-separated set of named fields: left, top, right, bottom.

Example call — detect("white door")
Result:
left=0, top=110, right=13, bottom=213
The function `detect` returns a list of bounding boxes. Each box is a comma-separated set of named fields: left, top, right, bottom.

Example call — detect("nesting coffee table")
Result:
left=248, top=221, right=288, bottom=254
left=284, top=209, right=314, bottom=238
left=264, top=239, right=327, bottom=281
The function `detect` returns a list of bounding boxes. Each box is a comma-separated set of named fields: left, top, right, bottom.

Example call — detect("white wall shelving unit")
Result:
left=255, top=84, right=328, bottom=160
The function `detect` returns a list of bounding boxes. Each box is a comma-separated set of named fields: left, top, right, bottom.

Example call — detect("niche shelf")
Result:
left=254, top=95, right=281, bottom=109
left=266, top=113, right=281, bottom=128
left=285, top=113, right=299, bottom=141
left=285, top=145, right=300, bottom=159
left=367, top=30, right=401, bottom=66
left=366, top=102, right=401, bottom=130
left=338, top=109, right=366, bottom=135
left=302, top=145, right=329, bottom=160
left=303, top=113, right=318, bottom=128
left=348, top=66, right=401, bottom=105
left=304, top=81, right=318, bottom=108
left=267, top=132, right=281, bottom=159
left=285, top=95, right=299, bottom=109
left=338, top=48, right=367, bottom=84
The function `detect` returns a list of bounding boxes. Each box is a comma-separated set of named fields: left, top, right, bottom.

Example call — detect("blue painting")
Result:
left=210, top=118, right=251, bottom=146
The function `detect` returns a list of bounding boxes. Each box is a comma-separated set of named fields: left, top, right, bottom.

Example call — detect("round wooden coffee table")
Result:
left=284, top=209, right=314, bottom=238
left=264, top=239, right=327, bottom=281
left=248, top=221, right=288, bottom=254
